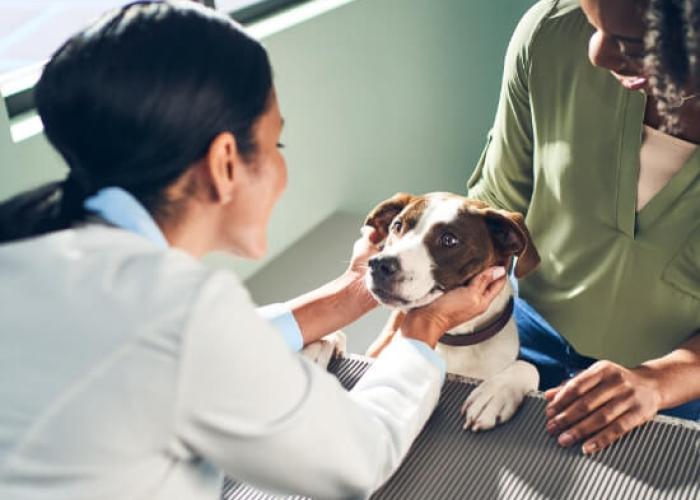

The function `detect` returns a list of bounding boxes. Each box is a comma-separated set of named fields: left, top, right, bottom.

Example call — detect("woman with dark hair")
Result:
left=0, top=2, right=507, bottom=499
left=467, top=0, right=700, bottom=454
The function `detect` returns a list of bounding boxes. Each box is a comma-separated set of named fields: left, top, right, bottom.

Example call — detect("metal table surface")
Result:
left=222, top=355, right=700, bottom=500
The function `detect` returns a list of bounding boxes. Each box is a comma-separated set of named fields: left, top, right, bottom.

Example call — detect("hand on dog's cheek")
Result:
left=345, top=226, right=383, bottom=308
left=543, top=361, right=661, bottom=454
left=348, top=226, right=382, bottom=277
left=403, top=268, right=507, bottom=346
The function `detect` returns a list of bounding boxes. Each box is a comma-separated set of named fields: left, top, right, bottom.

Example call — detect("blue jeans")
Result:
left=515, top=297, right=700, bottom=421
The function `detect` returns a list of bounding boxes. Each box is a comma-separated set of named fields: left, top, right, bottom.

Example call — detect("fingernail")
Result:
left=492, top=267, right=506, bottom=279
left=546, top=420, right=557, bottom=434
left=545, top=406, right=555, bottom=418
left=558, top=432, right=574, bottom=447
left=582, top=442, right=597, bottom=455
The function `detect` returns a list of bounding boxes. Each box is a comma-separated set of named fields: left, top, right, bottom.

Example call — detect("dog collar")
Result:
left=438, top=297, right=515, bottom=347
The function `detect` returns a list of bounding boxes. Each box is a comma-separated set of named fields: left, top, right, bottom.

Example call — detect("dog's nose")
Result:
left=369, top=256, right=401, bottom=278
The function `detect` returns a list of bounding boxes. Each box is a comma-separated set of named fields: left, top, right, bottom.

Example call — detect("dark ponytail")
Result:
left=0, top=0, right=272, bottom=243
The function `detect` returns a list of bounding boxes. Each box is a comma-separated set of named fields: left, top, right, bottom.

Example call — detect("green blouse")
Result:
left=467, top=0, right=700, bottom=366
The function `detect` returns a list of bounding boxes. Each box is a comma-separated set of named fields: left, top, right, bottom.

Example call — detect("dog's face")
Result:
left=364, top=192, right=540, bottom=309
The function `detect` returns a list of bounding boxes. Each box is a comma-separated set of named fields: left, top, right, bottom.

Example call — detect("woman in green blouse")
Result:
left=468, top=0, right=700, bottom=454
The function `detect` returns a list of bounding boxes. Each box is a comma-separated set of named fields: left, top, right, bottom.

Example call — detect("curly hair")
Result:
left=645, top=0, right=700, bottom=132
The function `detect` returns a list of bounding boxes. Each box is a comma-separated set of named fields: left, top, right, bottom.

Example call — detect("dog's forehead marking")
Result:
left=387, top=195, right=464, bottom=255
left=413, top=195, right=464, bottom=236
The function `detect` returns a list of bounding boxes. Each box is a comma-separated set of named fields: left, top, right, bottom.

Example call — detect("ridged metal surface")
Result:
left=222, top=356, right=700, bottom=500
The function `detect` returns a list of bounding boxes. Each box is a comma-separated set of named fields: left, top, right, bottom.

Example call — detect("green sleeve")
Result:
left=467, top=0, right=554, bottom=215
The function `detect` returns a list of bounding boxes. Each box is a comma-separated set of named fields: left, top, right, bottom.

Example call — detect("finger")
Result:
left=580, top=411, right=647, bottom=455
left=484, top=266, right=507, bottom=284
left=552, top=395, right=633, bottom=448
left=468, top=266, right=507, bottom=293
left=544, top=387, right=561, bottom=401
left=482, top=276, right=507, bottom=301
left=546, top=380, right=625, bottom=433
left=546, top=364, right=609, bottom=417
left=361, top=225, right=383, bottom=244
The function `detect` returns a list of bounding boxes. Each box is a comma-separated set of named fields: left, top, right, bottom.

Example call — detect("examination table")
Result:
left=222, top=355, right=700, bottom=500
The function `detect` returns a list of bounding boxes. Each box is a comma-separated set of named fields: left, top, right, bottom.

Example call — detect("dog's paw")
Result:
left=460, top=377, right=528, bottom=432
left=300, top=331, right=347, bottom=368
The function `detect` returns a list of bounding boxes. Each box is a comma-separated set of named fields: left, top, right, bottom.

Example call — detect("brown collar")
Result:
left=438, top=297, right=515, bottom=347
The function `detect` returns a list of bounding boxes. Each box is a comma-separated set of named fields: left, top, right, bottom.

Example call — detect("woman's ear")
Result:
left=205, top=131, right=239, bottom=204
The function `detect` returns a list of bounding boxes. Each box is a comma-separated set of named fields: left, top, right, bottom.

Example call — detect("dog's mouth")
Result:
left=369, top=283, right=447, bottom=310
left=367, top=268, right=483, bottom=310
left=369, top=286, right=410, bottom=307
left=429, top=274, right=475, bottom=295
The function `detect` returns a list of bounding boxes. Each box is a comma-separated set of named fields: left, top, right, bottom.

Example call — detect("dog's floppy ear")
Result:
left=364, top=192, right=414, bottom=242
left=482, top=209, right=540, bottom=278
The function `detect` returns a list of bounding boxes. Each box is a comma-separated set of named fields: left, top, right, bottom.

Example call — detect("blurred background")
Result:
left=0, top=0, right=533, bottom=352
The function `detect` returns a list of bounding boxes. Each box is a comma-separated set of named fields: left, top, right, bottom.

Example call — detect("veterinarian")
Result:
left=468, top=0, right=700, bottom=454
left=0, top=2, right=508, bottom=499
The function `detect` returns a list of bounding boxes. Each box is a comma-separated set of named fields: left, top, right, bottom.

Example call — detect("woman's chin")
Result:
left=237, top=239, right=267, bottom=260
left=221, top=234, right=267, bottom=260
left=247, top=247, right=267, bottom=260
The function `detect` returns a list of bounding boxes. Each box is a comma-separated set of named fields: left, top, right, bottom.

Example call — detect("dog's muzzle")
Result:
left=367, top=256, right=410, bottom=306
left=368, top=255, right=401, bottom=282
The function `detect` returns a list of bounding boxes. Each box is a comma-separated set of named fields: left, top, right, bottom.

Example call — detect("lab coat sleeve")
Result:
left=466, top=0, right=553, bottom=215
left=174, top=272, right=444, bottom=499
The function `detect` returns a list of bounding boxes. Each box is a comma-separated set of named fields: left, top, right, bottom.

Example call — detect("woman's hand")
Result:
left=401, top=266, right=507, bottom=348
left=343, top=226, right=383, bottom=309
left=347, top=226, right=383, bottom=278
left=285, top=226, right=383, bottom=345
left=544, top=361, right=662, bottom=454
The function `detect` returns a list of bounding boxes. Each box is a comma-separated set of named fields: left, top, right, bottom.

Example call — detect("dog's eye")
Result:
left=391, top=220, right=403, bottom=233
left=440, top=232, right=459, bottom=248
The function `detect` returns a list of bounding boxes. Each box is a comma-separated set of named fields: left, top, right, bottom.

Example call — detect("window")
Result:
left=0, top=0, right=308, bottom=128
left=219, top=0, right=269, bottom=12
left=0, top=1, right=305, bottom=76
left=222, top=0, right=308, bottom=23
left=0, top=1, right=128, bottom=75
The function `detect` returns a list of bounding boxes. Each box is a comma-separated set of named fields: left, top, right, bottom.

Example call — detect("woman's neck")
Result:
left=644, top=94, right=700, bottom=144
left=158, top=210, right=215, bottom=258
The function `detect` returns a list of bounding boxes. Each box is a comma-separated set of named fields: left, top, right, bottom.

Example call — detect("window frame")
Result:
left=2, top=0, right=309, bottom=121
left=229, top=0, right=308, bottom=24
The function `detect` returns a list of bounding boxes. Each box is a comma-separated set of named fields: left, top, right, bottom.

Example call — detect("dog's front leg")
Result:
left=460, top=360, right=539, bottom=431
left=301, top=331, right=347, bottom=368
left=365, top=309, right=405, bottom=358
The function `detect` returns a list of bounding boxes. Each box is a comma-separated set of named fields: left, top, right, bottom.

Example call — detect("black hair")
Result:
left=645, top=0, right=700, bottom=131
left=0, top=0, right=273, bottom=243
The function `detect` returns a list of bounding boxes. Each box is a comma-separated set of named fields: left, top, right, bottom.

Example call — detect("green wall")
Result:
left=0, top=0, right=533, bottom=279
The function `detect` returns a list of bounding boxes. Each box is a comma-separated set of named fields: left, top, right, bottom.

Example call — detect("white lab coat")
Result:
left=0, top=223, right=443, bottom=500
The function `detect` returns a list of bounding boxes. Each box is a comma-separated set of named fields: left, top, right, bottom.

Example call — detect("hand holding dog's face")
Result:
left=364, top=192, right=540, bottom=310
left=347, top=226, right=383, bottom=277
left=401, top=266, right=508, bottom=346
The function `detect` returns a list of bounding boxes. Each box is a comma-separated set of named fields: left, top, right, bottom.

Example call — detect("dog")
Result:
left=363, top=192, right=541, bottom=431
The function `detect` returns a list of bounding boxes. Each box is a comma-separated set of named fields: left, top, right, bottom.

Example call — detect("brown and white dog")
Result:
left=364, top=192, right=541, bottom=431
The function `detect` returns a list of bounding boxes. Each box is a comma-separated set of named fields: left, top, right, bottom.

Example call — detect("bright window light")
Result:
left=0, top=0, right=302, bottom=82
left=217, top=0, right=265, bottom=12
left=0, top=1, right=128, bottom=75
left=0, top=1, right=275, bottom=76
